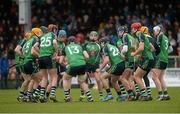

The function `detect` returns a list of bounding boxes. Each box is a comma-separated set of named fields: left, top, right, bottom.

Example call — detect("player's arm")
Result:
left=15, top=45, right=22, bottom=56
left=121, top=36, right=128, bottom=55
left=53, top=37, right=58, bottom=54
left=31, top=38, right=39, bottom=57
left=117, top=39, right=123, bottom=52
left=82, top=44, right=89, bottom=60
left=52, top=34, right=59, bottom=60
left=131, top=33, right=144, bottom=56
left=83, top=50, right=89, bottom=60
left=15, top=40, right=26, bottom=56
left=168, top=44, right=173, bottom=53
left=53, top=39, right=59, bottom=59
left=59, top=47, right=66, bottom=67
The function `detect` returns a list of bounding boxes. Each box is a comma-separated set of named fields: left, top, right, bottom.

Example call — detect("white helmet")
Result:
left=153, top=25, right=161, bottom=32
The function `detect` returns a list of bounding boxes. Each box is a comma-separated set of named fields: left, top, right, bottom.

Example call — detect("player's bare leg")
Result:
left=120, top=70, right=136, bottom=101
left=63, top=73, right=72, bottom=102
left=46, top=80, right=51, bottom=100
left=17, top=73, right=31, bottom=102
left=48, top=68, right=58, bottom=102
left=26, top=79, right=34, bottom=102
left=151, top=69, right=163, bottom=100
left=78, top=74, right=87, bottom=101
left=100, top=72, right=113, bottom=102
left=31, top=71, right=42, bottom=102
left=78, top=81, right=86, bottom=101
left=159, top=70, right=170, bottom=100
left=134, top=67, right=148, bottom=101
left=94, top=71, right=103, bottom=100
left=111, top=76, right=126, bottom=102
left=39, top=69, right=48, bottom=102
left=78, top=74, right=93, bottom=102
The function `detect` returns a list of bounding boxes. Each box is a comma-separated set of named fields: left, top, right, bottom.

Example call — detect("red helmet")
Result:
left=131, top=22, right=142, bottom=30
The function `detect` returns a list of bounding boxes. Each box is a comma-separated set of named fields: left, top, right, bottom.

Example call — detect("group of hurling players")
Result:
left=15, top=22, right=172, bottom=103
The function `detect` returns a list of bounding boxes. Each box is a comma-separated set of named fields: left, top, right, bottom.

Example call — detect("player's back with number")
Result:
left=65, top=43, right=86, bottom=67
left=105, top=43, right=123, bottom=65
left=39, top=32, right=55, bottom=57
left=157, top=34, right=169, bottom=63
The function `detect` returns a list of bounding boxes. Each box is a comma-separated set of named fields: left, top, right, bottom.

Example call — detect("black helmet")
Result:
left=68, top=36, right=76, bottom=42
left=117, top=26, right=128, bottom=33
left=40, top=26, right=48, bottom=34
left=99, top=36, right=110, bottom=43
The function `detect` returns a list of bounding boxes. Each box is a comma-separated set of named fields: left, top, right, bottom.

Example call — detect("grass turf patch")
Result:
left=0, top=87, right=179, bottom=113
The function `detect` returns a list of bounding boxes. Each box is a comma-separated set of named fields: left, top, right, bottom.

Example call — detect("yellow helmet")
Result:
left=31, top=28, right=43, bottom=37
left=24, top=32, right=32, bottom=40
left=140, top=26, right=149, bottom=34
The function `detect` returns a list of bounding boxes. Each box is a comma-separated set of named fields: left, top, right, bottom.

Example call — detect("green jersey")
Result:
left=116, top=38, right=123, bottom=48
left=145, top=34, right=158, bottom=58
left=157, top=33, right=169, bottom=63
left=85, top=42, right=101, bottom=64
left=137, top=32, right=154, bottom=60
left=39, top=32, right=56, bottom=57
left=122, top=34, right=135, bottom=62
left=103, top=43, right=123, bottom=65
left=62, top=43, right=86, bottom=67
left=22, top=38, right=37, bottom=63
left=57, top=41, right=65, bottom=56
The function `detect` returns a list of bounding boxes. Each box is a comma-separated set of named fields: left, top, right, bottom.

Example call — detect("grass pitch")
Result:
left=0, top=87, right=180, bottom=113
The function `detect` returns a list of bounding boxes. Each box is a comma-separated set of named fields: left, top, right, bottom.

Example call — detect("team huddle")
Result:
left=14, top=22, right=172, bottom=103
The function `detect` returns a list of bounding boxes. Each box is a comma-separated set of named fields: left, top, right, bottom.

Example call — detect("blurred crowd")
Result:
left=0, top=0, right=179, bottom=86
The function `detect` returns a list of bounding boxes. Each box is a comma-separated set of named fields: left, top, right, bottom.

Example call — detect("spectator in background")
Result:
left=7, top=43, right=16, bottom=80
left=0, top=51, right=9, bottom=89
left=168, top=30, right=177, bottom=55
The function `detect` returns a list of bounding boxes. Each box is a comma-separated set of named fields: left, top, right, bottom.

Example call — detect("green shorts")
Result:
left=139, top=59, right=154, bottom=71
left=66, top=65, right=86, bottom=76
left=155, top=60, right=167, bottom=70
left=39, top=56, right=56, bottom=69
left=22, top=60, right=39, bottom=75
left=86, top=63, right=99, bottom=73
left=106, top=62, right=125, bottom=75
